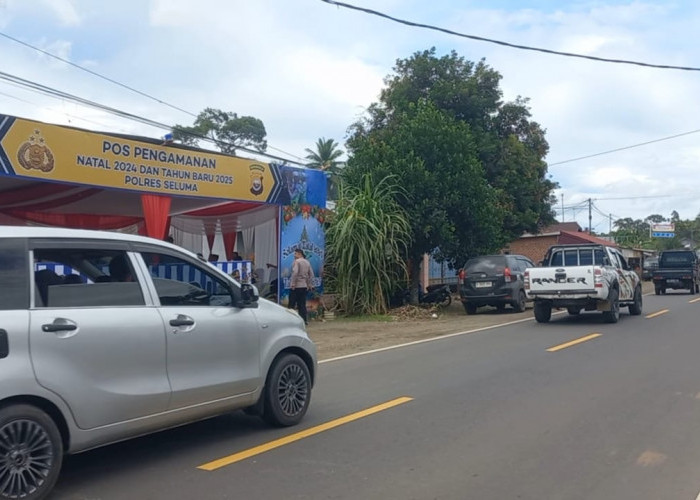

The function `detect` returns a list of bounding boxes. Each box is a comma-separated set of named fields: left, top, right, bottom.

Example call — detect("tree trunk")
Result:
left=409, top=255, right=422, bottom=305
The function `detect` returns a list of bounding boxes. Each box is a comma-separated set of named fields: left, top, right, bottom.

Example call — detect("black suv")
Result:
left=458, top=254, right=535, bottom=314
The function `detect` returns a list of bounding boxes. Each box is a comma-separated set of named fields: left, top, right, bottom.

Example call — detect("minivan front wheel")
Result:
left=263, top=353, right=311, bottom=427
left=0, top=404, right=63, bottom=500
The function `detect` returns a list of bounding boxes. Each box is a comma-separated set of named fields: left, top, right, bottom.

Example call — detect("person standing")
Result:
left=289, top=248, right=314, bottom=325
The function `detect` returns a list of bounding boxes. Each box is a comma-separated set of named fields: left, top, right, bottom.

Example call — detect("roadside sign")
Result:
left=651, top=223, right=675, bottom=233
left=652, top=232, right=675, bottom=238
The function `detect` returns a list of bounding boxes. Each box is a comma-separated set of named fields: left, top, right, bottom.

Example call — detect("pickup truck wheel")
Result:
left=512, top=291, right=526, bottom=313
left=628, top=286, right=643, bottom=316
left=534, top=302, right=551, bottom=323
left=463, top=303, right=477, bottom=315
left=567, top=307, right=581, bottom=315
left=603, top=288, right=620, bottom=323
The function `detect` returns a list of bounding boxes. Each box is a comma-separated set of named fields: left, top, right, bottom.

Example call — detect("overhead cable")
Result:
left=0, top=31, right=199, bottom=118
left=0, top=31, right=307, bottom=162
left=320, top=0, right=700, bottom=72
left=0, top=70, right=304, bottom=165
left=548, top=129, right=700, bottom=166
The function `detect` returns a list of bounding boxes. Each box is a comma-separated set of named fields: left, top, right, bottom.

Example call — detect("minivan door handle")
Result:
left=42, top=323, right=77, bottom=333
left=169, top=317, right=194, bottom=327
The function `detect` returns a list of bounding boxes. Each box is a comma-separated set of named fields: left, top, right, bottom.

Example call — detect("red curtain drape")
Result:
left=140, top=194, right=171, bottom=240
left=0, top=183, right=76, bottom=208
left=9, top=211, right=142, bottom=230
left=2, top=188, right=102, bottom=212
left=185, top=201, right=262, bottom=217
left=223, top=232, right=236, bottom=260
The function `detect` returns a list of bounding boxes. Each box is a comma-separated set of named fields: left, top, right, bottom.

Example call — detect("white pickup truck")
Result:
left=524, top=244, right=642, bottom=323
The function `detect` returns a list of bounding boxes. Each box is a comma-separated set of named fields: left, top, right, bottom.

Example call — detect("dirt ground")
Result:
left=306, top=297, right=532, bottom=360
left=307, top=280, right=655, bottom=360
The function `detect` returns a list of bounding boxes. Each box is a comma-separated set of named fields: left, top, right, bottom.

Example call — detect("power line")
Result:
left=548, top=129, right=700, bottom=166
left=320, top=0, right=700, bottom=72
left=0, top=31, right=309, bottom=163
left=0, top=31, right=199, bottom=118
left=0, top=70, right=305, bottom=165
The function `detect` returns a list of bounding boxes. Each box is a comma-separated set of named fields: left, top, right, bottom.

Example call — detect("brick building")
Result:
left=505, top=222, right=617, bottom=264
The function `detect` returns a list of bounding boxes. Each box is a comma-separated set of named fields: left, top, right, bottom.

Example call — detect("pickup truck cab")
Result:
left=524, top=244, right=642, bottom=323
left=652, top=249, right=700, bottom=295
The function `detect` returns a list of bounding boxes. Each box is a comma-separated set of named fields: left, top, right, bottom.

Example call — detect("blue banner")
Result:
left=277, top=166, right=326, bottom=319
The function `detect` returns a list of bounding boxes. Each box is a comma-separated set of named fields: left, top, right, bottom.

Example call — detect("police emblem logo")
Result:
left=249, top=163, right=265, bottom=196
left=17, top=129, right=55, bottom=173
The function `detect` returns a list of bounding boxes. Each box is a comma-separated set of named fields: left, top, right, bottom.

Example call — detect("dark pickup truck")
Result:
left=652, top=249, right=700, bottom=295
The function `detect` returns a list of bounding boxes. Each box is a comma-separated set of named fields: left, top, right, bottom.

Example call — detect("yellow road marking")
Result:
left=197, top=396, right=414, bottom=471
left=646, top=309, right=669, bottom=319
left=547, top=333, right=601, bottom=352
left=689, top=298, right=700, bottom=304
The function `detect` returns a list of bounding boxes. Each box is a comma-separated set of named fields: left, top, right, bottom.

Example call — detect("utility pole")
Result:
left=561, top=194, right=564, bottom=222
left=588, top=198, right=592, bottom=235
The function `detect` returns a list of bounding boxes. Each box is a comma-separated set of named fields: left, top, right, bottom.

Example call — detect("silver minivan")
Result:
left=0, top=226, right=317, bottom=500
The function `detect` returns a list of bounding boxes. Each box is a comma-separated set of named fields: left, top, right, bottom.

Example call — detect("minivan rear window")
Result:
left=0, top=238, right=29, bottom=310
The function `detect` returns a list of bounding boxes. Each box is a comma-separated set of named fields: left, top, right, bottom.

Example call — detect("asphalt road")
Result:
left=53, top=290, right=700, bottom=500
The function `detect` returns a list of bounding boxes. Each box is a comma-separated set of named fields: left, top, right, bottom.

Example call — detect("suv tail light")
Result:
left=524, top=270, right=530, bottom=290
left=504, top=267, right=512, bottom=282
left=458, top=269, right=466, bottom=280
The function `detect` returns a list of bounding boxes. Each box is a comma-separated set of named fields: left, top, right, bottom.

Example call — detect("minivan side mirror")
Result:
left=238, top=283, right=259, bottom=308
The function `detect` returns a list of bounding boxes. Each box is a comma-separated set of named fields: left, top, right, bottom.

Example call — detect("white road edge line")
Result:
left=320, top=289, right=655, bottom=364
left=320, top=315, right=539, bottom=364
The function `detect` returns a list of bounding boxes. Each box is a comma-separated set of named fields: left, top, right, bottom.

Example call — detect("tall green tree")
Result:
left=368, top=48, right=557, bottom=240
left=325, top=173, right=411, bottom=315
left=346, top=99, right=506, bottom=298
left=172, top=107, right=267, bottom=155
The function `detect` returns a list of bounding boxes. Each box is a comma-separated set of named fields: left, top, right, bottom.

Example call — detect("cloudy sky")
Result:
left=1, top=0, right=699, bottom=232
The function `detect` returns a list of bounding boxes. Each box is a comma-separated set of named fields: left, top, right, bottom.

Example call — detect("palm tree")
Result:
left=305, top=138, right=344, bottom=201
left=305, top=137, right=344, bottom=172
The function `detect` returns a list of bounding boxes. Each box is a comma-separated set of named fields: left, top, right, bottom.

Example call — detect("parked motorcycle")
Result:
left=396, top=284, right=452, bottom=307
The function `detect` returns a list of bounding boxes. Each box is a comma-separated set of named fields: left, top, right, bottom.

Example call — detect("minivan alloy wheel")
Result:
left=277, top=363, right=309, bottom=417
left=0, top=405, right=62, bottom=500
left=263, top=353, right=312, bottom=427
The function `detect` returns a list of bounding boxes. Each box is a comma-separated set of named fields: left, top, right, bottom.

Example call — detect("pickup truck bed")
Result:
left=525, top=244, right=642, bottom=324
left=652, top=250, right=700, bottom=295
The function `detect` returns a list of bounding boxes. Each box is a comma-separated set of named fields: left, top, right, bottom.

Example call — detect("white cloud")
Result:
left=40, top=0, right=80, bottom=26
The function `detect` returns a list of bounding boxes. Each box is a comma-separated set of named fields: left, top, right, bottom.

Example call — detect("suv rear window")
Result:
left=0, top=238, right=29, bottom=310
left=464, top=256, right=507, bottom=274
